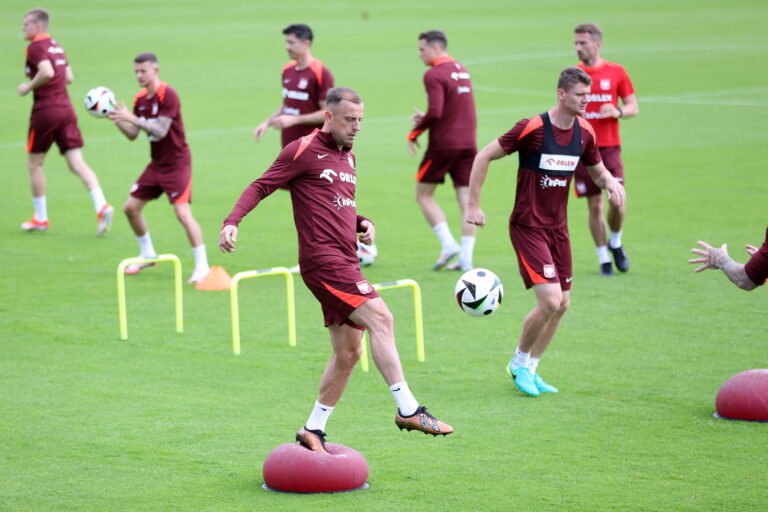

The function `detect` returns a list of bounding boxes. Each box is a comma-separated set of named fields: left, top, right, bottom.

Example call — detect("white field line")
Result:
left=462, top=43, right=768, bottom=65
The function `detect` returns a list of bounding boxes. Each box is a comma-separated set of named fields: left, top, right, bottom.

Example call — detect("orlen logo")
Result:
left=539, top=176, right=569, bottom=189
left=332, top=193, right=356, bottom=210
left=539, top=153, right=579, bottom=172
left=320, top=169, right=337, bottom=183
left=450, top=71, right=471, bottom=81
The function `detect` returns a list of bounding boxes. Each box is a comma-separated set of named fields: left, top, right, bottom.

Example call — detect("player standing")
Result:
left=689, top=228, right=768, bottom=290
left=108, top=52, right=210, bottom=284
left=466, top=67, right=625, bottom=396
left=253, top=24, right=334, bottom=148
left=573, top=23, right=638, bottom=275
left=409, top=30, right=478, bottom=271
left=220, top=87, right=453, bottom=452
left=17, top=8, right=113, bottom=235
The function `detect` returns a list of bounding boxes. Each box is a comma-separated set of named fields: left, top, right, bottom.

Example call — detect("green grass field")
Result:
left=2, top=0, right=767, bottom=510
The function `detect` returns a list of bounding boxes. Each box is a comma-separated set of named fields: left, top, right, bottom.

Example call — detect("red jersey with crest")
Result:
left=223, top=130, right=370, bottom=272
left=498, top=114, right=600, bottom=229
left=25, top=34, right=72, bottom=112
left=280, top=60, right=334, bottom=147
left=409, top=55, right=476, bottom=151
left=745, top=227, right=768, bottom=286
left=133, top=82, right=191, bottom=171
left=577, top=60, right=634, bottom=147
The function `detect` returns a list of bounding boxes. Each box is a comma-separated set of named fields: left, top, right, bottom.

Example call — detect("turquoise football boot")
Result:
left=533, top=373, right=559, bottom=393
left=506, top=362, right=539, bottom=396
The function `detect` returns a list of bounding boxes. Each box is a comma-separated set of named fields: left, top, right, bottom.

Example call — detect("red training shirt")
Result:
left=280, top=60, right=334, bottom=147
left=577, top=60, right=635, bottom=147
left=409, top=55, right=477, bottom=151
left=25, top=34, right=71, bottom=112
left=498, top=115, right=600, bottom=229
left=223, top=130, right=370, bottom=272
left=745, top=227, right=768, bottom=286
left=133, top=82, right=191, bottom=171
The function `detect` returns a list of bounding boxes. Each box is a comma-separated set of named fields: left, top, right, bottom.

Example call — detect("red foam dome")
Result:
left=715, top=369, right=768, bottom=422
left=263, top=442, right=369, bottom=493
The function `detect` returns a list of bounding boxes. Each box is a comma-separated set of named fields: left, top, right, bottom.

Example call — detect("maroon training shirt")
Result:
left=280, top=60, right=334, bottom=147
left=133, top=82, right=191, bottom=171
left=223, top=130, right=370, bottom=272
left=25, top=34, right=71, bottom=112
left=498, top=115, right=600, bottom=229
left=409, top=55, right=476, bottom=151
left=745, top=227, right=768, bottom=286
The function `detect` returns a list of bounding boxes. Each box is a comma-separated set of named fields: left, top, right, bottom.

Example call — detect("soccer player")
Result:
left=108, top=52, right=210, bottom=284
left=17, top=8, right=113, bottom=235
left=253, top=24, right=334, bottom=148
left=572, top=23, right=638, bottom=275
left=220, top=87, right=453, bottom=452
left=408, top=30, right=478, bottom=271
left=466, top=67, right=625, bottom=396
left=689, top=229, right=768, bottom=290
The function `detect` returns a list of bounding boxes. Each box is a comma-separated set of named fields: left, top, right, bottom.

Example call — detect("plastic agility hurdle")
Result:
left=359, top=279, right=425, bottom=373
left=117, top=254, right=183, bottom=340
left=230, top=267, right=296, bottom=355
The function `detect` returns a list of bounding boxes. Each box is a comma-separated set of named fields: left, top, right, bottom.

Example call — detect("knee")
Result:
left=558, top=295, right=570, bottom=315
left=539, top=295, right=566, bottom=317
left=123, top=201, right=137, bottom=217
left=337, top=343, right=363, bottom=369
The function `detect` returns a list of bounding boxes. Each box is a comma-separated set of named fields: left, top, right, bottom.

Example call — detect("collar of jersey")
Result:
left=316, top=130, right=352, bottom=153
left=431, top=54, right=455, bottom=66
left=32, top=33, right=51, bottom=42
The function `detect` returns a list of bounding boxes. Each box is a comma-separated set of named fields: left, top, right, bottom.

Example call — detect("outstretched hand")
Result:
left=688, top=241, right=729, bottom=272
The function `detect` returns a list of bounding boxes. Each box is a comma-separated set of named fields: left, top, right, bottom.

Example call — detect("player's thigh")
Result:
left=547, top=228, right=573, bottom=291
left=509, top=224, right=561, bottom=289
left=328, top=322, right=364, bottom=355
left=27, top=152, right=46, bottom=170
left=448, top=148, right=476, bottom=188
left=301, top=262, right=380, bottom=329
left=348, top=297, right=392, bottom=331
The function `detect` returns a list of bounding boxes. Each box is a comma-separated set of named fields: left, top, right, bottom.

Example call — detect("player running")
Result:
left=108, top=52, right=210, bottom=284
left=409, top=30, right=478, bottom=271
left=466, top=67, right=625, bottom=396
left=17, top=8, right=113, bottom=235
left=253, top=24, right=334, bottom=148
left=573, top=23, right=639, bottom=275
left=220, top=87, right=453, bottom=452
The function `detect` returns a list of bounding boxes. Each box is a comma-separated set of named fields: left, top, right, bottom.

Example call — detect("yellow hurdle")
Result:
left=359, top=279, right=425, bottom=372
left=230, top=267, right=296, bottom=355
left=116, top=254, right=183, bottom=340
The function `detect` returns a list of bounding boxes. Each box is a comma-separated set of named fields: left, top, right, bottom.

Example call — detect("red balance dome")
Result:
left=715, top=369, right=768, bottom=422
left=263, top=443, right=369, bottom=493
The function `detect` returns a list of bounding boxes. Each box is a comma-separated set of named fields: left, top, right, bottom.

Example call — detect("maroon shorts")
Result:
left=301, top=261, right=380, bottom=329
left=416, top=148, right=476, bottom=187
left=509, top=223, right=572, bottom=291
left=27, top=106, right=84, bottom=154
left=130, top=164, right=192, bottom=204
left=574, top=145, right=624, bottom=198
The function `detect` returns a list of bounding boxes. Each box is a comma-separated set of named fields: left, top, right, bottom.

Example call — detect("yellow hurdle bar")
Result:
left=230, top=267, right=296, bottom=355
left=116, top=254, right=183, bottom=340
left=359, top=278, right=424, bottom=372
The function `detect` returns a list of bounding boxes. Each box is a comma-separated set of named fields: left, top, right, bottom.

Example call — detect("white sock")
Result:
left=305, top=401, right=334, bottom=432
left=89, top=187, right=107, bottom=213
left=596, top=245, right=611, bottom=264
left=192, top=244, right=209, bottom=271
left=390, top=381, right=419, bottom=416
left=32, top=196, right=47, bottom=222
left=137, top=233, right=158, bottom=259
left=459, top=236, right=475, bottom=268
left=512, top=348, right=530, bottom=368
left=609, top=231, right=623, bottom=249
left=527, top=356, right=540, bottom=374
left=433, top=222, right=459, bottom=253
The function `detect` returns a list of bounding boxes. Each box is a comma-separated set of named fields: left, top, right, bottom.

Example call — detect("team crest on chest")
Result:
left=151, top=102, right=158, bottom=115
left=600, top=79, right=611, bottom=91
left=348, top=155, right=355, bottom=169
left=356, top=280, right=373, bottom=294
left=298, top=78, right=309, bottom=89
left=543, top=264, right=556, bottom=279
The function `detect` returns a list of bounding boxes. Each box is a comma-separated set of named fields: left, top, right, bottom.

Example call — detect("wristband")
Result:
left=617, top=107, right=624, bottom=118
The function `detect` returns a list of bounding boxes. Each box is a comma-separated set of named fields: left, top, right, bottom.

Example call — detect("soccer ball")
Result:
left=84, top=86, right=116, bottom=118
left=455, top=268, right=503, bottom=317
left=357, top=242, right=378, bottom=267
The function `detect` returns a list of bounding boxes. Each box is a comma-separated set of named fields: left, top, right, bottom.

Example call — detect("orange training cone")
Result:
left=195, top=265, right=232, bottom=291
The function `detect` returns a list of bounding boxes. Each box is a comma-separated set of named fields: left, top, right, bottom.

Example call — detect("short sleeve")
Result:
left=159, top=88, right=180, bottom=119
left=617, top=66, right=635, bottom=100
left=27, top=42, right=49, bottom=66
left=318, top=67, right=334, bottom=100
left=580, top=126, right=602, bottom=167
left=497, top=119, right=530, bottom=155
left=744, top=228, right=768, bottom=286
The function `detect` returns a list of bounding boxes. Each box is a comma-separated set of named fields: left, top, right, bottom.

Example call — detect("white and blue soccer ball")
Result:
left=357, top=242, right=378, bottom=267
left=455, top=268, right=503, bottom=317
left=84, top=86, right=116, bottom=118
